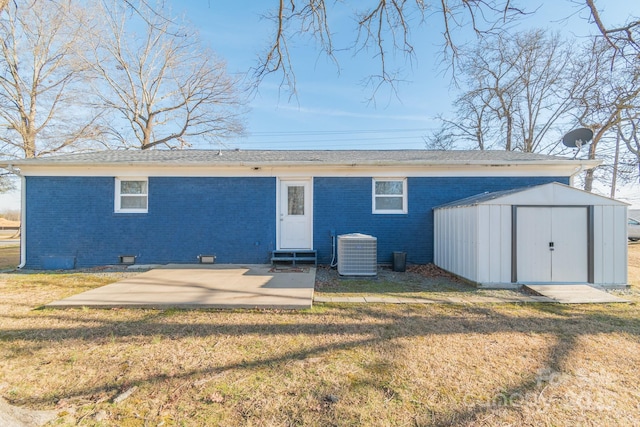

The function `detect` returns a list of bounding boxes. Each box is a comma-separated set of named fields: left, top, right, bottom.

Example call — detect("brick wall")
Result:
left=24, top=174, right=569, bottom=269
left=25, top=176, right=276, bottom=268
left=313, top=176, right=569, bottom=265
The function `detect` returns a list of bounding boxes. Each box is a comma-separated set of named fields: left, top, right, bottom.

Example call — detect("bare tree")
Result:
left=618, top=112, right=640, bottom=181
left=85, top=1, right=245, bottom=150
left=428, top=94, right=496, bottom=151
left=573, top=38, right=640, bottom=192
left=582, top=0, right=640, bottom=60
left=0, top=171, right=13, bottom=193
left=606, top=116, right=639, bottom=197
left=254, top=1, right=638, bottom=96
left=0, top=1, right=104, bottom=159
left=255, top=0, right=526, bottom=94
left=429, top=30, right=582, bottom=154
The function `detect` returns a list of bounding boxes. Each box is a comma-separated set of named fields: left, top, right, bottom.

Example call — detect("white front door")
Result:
left=516, top=207, right=588, bottom=283
left=279, top=179, right=312, bottom=249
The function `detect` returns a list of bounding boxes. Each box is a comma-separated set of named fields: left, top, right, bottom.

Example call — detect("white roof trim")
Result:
left=11, top=163, right=587, bottom=178
left=435, top=182, right=628, bottom=208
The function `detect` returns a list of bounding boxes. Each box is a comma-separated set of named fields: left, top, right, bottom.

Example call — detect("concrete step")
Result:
left=271, top=250, right=317, bottom=266
left=523, top=284, right=630, bottom=304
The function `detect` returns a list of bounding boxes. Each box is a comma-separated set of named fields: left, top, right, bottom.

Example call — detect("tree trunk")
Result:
left=505, top=114, right=512, bottom=151
left=610, top=128, right=621, bottom=197
left=584, top=138, right=598, bottom=192
left=23, top=132, right=37, bottom=158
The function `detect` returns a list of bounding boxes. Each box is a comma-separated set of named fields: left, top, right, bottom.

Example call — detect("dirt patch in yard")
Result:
left=314, top=263, right=531, bottom=301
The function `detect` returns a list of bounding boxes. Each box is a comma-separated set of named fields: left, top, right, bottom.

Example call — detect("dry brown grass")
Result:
left=0, top=246, right=638, bottom=426
left=0, top=245, right=19, bottom=270
left=628, top=242, right=640, bottom=287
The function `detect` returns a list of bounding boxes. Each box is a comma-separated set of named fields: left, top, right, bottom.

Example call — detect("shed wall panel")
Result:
left=593, top=205, right=627, bottom=285
left=612, top=206, right=628, bottom=284
left=463, top=207, right=477, bottom=280
left=477, top=204, right=512, bottom=284
left=498, top=206, right=513, bottom=283
left=593, top=206, right=610, bottom=284
left=477, top=206, right=490, bottom=282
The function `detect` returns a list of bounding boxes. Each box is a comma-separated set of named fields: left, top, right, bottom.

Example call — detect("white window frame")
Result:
left=115, top=177, right=148, bottom=213
left=372, top=178, right=407, bottom=214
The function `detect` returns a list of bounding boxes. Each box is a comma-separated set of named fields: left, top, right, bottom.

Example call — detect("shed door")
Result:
left=516, top=207, right=588, bottom=283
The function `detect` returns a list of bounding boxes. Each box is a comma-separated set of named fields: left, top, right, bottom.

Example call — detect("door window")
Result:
left=288, top=186, right=305, bottom=215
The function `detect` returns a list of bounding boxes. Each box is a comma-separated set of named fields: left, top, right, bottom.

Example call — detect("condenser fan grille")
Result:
left=337, top=233, right=377, bottom=276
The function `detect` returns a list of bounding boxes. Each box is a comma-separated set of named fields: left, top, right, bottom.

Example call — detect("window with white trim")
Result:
left=372, top=178, right=407, bottom=214
left=115, top=178, right=148, bottom=213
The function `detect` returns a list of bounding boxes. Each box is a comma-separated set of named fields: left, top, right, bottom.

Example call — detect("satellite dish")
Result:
left=562, top=128, right=594, bottom=148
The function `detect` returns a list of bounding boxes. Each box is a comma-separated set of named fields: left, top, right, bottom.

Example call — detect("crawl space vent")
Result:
left=337, top=233, right=377, bottom=276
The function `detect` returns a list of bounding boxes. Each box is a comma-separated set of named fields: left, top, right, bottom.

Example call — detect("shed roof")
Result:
left=434, top=182, right=628, bottom=209
left=1, top=149, right=598, bottom=168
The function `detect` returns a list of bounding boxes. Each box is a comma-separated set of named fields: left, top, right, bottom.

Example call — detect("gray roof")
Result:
left=1, top=149, right=593, bottom=167
left=434, top=181, right=627, bottom=209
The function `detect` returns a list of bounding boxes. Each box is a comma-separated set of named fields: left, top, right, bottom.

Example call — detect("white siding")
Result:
left=476, top=205, right=512, bottom=285
left=614, top=206, right=629, bottom=285
left=593, top=205, right=628, bottom=285
left=477, top=206, right=491, bottom=283
left=434, top=206, right=478, bottom=282
left=498, top=206, right=513, bottom=283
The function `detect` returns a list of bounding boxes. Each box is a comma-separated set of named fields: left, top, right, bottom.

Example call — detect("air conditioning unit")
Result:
left=337, top=233, right=377, bottom=276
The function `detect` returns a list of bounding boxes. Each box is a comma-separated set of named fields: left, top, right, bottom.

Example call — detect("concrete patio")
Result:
left=46, top=264, right=316, bottom=310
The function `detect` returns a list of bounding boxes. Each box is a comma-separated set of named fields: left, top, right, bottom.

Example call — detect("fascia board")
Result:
left=14, top=162, right=590, bottom=178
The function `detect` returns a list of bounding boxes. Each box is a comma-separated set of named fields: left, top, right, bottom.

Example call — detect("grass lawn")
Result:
left=0, top=244, right=639, bottom=426
left=0, top=245, right=19, bottom=270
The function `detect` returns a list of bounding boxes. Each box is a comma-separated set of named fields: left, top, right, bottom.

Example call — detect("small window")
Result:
left=115, top=178, right=148, bottom=213
left=373, top=178, right=407, bottom=214
left=288, top=185, right=305, bottom=215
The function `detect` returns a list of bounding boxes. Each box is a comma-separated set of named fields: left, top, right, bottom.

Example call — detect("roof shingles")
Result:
left=3, top=149, right=579, bottom=167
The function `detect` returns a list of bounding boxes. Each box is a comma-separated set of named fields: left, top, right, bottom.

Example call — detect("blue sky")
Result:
left=0, top=0, right=638, bottom=209
left=172, top=0, right=633, bottom=150
left=180, top=0, right=447, bottom=150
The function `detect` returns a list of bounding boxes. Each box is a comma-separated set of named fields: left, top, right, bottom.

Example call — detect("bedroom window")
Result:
left=115, top=178, right=148, bottom=213
left=373, top=178, right=407, bottom=214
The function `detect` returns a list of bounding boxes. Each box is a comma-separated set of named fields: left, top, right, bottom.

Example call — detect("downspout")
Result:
left=6, top=165, right=26, bottom=269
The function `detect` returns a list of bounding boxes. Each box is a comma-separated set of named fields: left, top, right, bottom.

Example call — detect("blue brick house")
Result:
left=1, top=150, right=597, bottom=269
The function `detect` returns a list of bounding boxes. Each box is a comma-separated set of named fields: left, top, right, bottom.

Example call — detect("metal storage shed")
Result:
left=433, top=182, right=628, bottom=288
